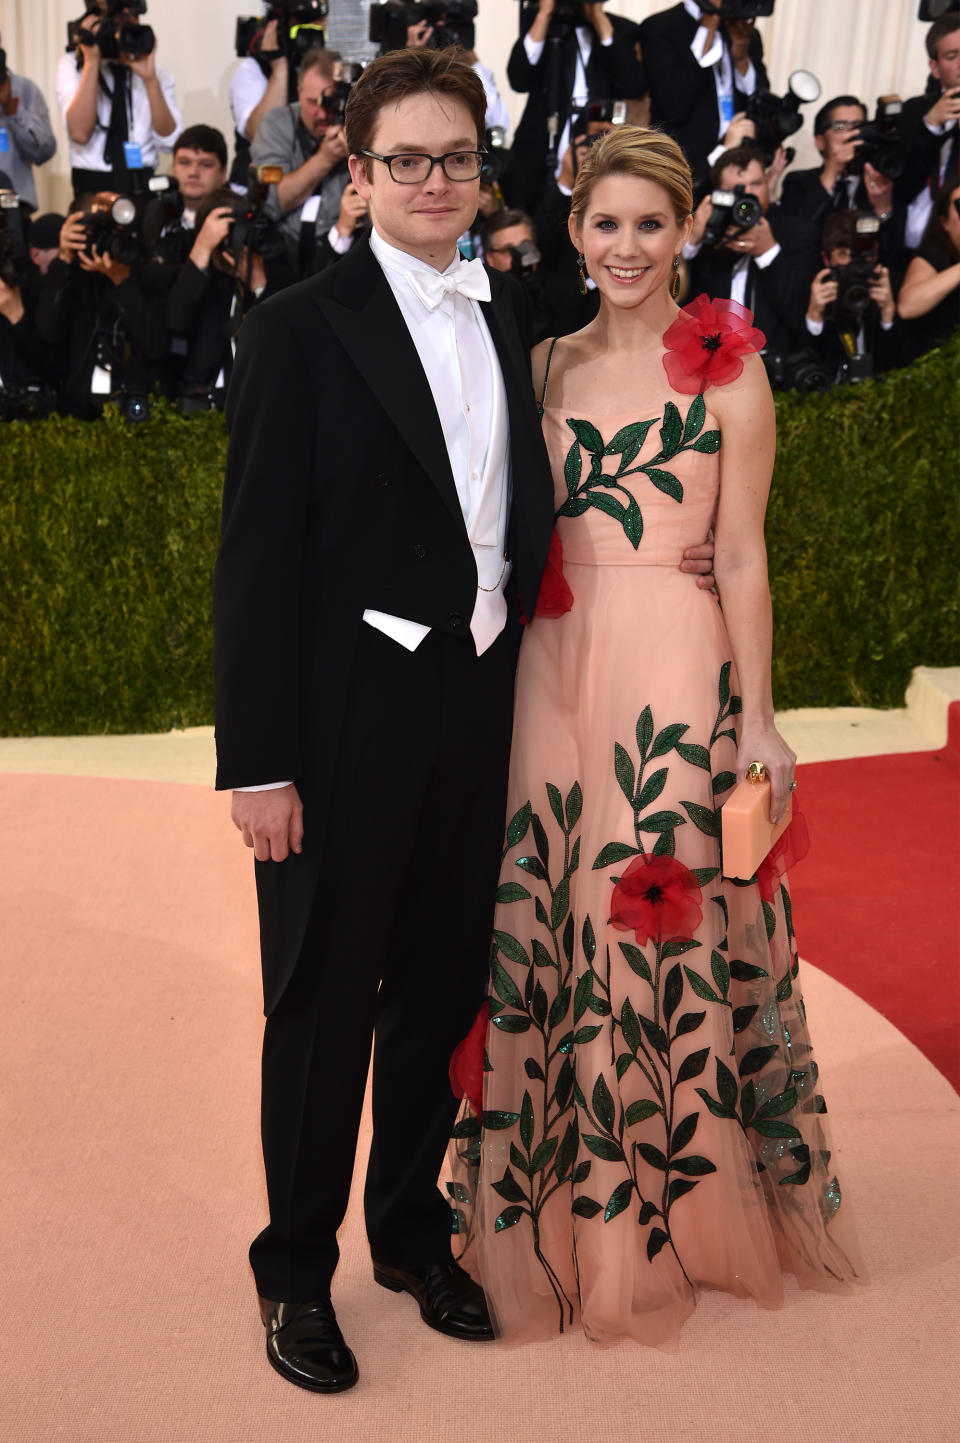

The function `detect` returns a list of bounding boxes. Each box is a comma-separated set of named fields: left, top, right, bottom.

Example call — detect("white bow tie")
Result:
left=406, top=256, right=491, bottom=311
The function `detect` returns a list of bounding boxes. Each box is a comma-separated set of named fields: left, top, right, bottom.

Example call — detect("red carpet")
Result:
left=790, top=703, right=960, bottom=1092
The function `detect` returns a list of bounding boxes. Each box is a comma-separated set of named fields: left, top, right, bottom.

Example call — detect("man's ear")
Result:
left=929, top=55, right=941, bottom=86
left=349, top=153, right=372, bottom=199
left=814, top=132, right=826, bottom=159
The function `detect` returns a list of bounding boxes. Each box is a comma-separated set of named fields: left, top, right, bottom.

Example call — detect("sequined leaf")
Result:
left=675, top=1046, right=710, bottom=1083
left=650, top=722, right=689, bottom=758
left=614, top=742, right=635, bottom=804
left=496, top=882, right=531, bottom=903
left=668, top=1178, right=698, bottom=1207
left=751, top=1118, right=801, bottom=1139
left=711, top=950, right=730, bottom=997
left=776, top=970, right=793, bottom=1001
left=625, top=1098, right=660, bottom=1125
left=729, top=959, right=768, bottom=981
left=663, top=963, right=683, bottom=1025
left=564, top=781, right=583, bottom=830
left=619, top=942, right=652, bottom=982
left=639, top=1015, right=669, bottom=1054
left=531, top=1138, right=558, bottom=1173
left=549, top=986, right=572, bottom=1029
left=552, top=878, right=570, bottom=931
left=583, top=1134, right=623, bottom=1162
left=451, top=1115, right=481, bottom=1139
left=492, top=1169, right=526, bottom=1203
left=675, top=1010, right=706, bottom=1036
left=659, top=401, right=683, bottom=456
left=681, top=393, right=706, bottom=443
left=494, top=929, right=530, bottom=967
left=592, top=1075, right=616, bottom=1133
left=506, top=801, right=532, bottom=847
left=712, top=771, right=737, bottom=796
left=563, top=438, right=582, bottom=496
left=482, top=1110, right=520, bottom=1130
left=671, top=1112, right=699, bottom=1154
left=738, top=1044, right=778, bottom=1077
left=638, top=1201, right=659, bottom=1226
left=532, top=981, right=548, bottom=1027
left=645, top=467, right=683, bottom=502
left=495, top=1206, right=525, bottom=1232
left=490, top=1014, right=530, bottom=1033
left=676, top=741, right=711, bottom=770
left=616, top=1053, right=634, bottom=1081
left=694, top=1088, right=736, bottom=1121
left=683, top=967, right=722, bottom=1004
left=661, top=937, right=700, bottom=959
left=524, top=1057, right=545, bottom=1081
left=624, top=496, right=643, bottom=549
left=492, top=957, right=524, bottom=1010
left=779, top=1162, right=812, bottom=1186
left=732, top=1004, right=758, bottom=1034
left=620, top=996, right=643, bottom=1054
left=681, top=800, right=721, bottom=837
left=566, top=417, right=605, bottom=454
left=671, top=1154, right=716, bottom=1176
left=762, top=900, right=777, bottom=940
left=573, top=1160, right=591, bottom=1185
left=636, top=706, right=654, bottom=758
left=603, top=418, right=655, bottom=465
left=692, top=430, right=721, bottom=453
left=636, top=1142, right=668, bottom=1171
left=692, top=867, right=720, bottom=885
left=581, top=915, right=596, bottom=964
left=638, top=809, right=685, bottom=833
left=519, top=1091, right=534, bottom=1151
left=637, top=766, right=668, bottom=810
left=755, top=1088, right=798, bottom=1121
left=593, top=840, right=639, bottom=869
left=532, top=939, right=553, bottom=969
left=572, top=1196, right=603, bottom=1219
left=555, top=1058, right=575, bottom=1109
left=740, top=1080, right=756, bottom=1126
left=605, top=1179, right=634, bottom=1222
left=715, top=1059, right=738, bottom=1111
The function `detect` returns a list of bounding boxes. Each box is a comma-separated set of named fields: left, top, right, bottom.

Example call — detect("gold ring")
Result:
left=746, top=760, right=767, bottom=783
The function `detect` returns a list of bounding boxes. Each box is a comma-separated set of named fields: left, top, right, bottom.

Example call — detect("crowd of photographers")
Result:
left=0, top=0, right=958, bottom=421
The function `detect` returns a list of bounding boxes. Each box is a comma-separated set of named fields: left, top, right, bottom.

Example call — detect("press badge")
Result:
left=123, top=142, right=144, bottom=170
left=0, top=127, right=9, bottom=155
left=719, top=94, right=735, bottom=130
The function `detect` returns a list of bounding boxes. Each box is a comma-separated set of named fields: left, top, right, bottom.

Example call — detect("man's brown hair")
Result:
left=344, top=46, right=486, bottom=173
left=926, top=14, right=960, bottom=62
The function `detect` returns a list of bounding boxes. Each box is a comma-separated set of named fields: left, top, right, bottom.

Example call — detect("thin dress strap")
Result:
left=537, top=336, right=560, bottom=419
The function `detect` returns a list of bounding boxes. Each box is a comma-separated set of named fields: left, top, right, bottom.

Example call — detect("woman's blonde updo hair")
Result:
left=569, top=126, right=693, bottom=229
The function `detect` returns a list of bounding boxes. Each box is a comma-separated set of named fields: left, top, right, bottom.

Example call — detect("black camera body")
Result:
left=369, top=1, right=477, bottom=52
left=481, top=126, right=509, bottom=186
left=745, top=69, right=821, bottom=162
left=68, top=1, right=156, bottom=59
left=828, top=214, right=882, bottom=326
left=0, top=383, right=60, bottom=421
left=82, top=193, right=143, bottom=265
left=848, top=99, right=905, bottom=182
left=762, top=347, right=830, bottom=393
left=0, top=191, right=32, bottom=288
left=235, top=2, right=328, bottom=63
left=324, top=61, right=364, bottom=127
left=702, top=184, right=763, bottom=248
left=696, top=1, right=775, bottom=16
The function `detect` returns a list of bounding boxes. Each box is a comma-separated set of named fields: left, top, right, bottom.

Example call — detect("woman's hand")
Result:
left=735, top=723, right=796, bottom=826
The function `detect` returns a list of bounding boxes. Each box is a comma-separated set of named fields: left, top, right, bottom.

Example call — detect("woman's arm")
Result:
left=711, top=353, right=796, bottom=823
left=896, top=253, right=960, bottom=320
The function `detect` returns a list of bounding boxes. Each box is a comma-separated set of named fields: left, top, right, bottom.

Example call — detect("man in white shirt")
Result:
left=895, top=13, right=960, bottom=249
left=55, top=2, right=181, bottom=194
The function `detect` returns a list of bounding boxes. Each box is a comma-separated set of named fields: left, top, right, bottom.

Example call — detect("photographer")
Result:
left=804, top=210, right=901, bottom=383
left=165, top=186, right=293, bottom=408
left=250, top=46, right=360, bottom=275
left=896, top=177, right=960, bottom=362
left=781, top=97, right=891, bottom=223
left=685, top=143, right=819, bottom=358
left=0, top=33, right=57, bottom=212
left=56, top=1, right=181, bottom=195
left=371, top=4, right=511, bottom=133
left=483, top=205, right=596, bottom=340
left=640, top=1, right=768, bottom=190
left=34, top=196, right=171, bottom=418
left=896, top=13, right=960, bottom=250
left=506, top=0, right=646, bottom=212
left=230, top=17, right=290, bottom=188
left=0, top=202, right=63, bottom=413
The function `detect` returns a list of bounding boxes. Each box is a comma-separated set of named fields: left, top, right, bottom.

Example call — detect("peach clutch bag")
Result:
left=721, top=765, right=793, bottom=881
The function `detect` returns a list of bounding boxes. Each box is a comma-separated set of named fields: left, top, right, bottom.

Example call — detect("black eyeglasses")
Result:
left=358, top=149, right=485, bottom=184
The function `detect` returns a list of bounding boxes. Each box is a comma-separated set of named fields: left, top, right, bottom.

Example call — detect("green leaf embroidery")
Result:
left=604, top=1179, right=634, bottom=1222
left=644, top=467, right=683, bottom=502
left=659, top=401, right=683, bottom=456
left=566, top=416, right=605, bottom=454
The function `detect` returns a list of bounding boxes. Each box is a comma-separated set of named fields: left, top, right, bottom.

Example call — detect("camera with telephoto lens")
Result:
left=745, top=69, right=821, bottom=163
left=481, top=127, right=509, bottom=185
left=828, top=213, right=882, bottom=325
left=235, top=1, right=328, bottom=64
left=67, top=1, right=156, bottom=60
left=847, top=98, right=905, bottom=182
left=702, top=184, right=763, bottom=248
left=762, top=348, right=830, bottom=393
left=369, top=1, right=477, bottom=52
left=0, top=190, right=32, bottom=288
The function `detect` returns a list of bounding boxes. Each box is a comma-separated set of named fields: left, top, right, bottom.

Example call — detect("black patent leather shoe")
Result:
left=258, top=1296, right=359, bottom=1392
left=372, top=1258, right=495, bottom=1341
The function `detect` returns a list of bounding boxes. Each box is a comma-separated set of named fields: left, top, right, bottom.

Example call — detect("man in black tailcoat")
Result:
left=214, top=47, right=715, bottom=1395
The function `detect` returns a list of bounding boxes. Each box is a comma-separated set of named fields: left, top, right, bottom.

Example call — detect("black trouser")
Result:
left=249, top=620, right=520, bottom=1302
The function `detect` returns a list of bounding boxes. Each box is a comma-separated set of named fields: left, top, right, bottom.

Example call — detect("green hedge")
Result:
left=1, top=340, right=957, bottom=735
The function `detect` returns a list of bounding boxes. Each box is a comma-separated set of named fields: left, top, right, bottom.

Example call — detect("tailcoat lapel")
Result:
left=312, top=235, right=465, bottom=531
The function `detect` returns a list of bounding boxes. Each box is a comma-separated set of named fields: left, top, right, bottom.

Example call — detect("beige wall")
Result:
left=0, top=0, right=934, bottom=215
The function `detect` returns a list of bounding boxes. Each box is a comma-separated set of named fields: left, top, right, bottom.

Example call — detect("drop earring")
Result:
left=577, top=252, right=588, bottom=296
left=671, top=254, right=682, bottom=300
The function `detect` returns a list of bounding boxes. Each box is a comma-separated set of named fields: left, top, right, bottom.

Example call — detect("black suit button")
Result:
left=413, top=543, right=428, bottom=559
left=448, top=611, right=464, bottom=629
left=375, top=472, right=390, bottom=486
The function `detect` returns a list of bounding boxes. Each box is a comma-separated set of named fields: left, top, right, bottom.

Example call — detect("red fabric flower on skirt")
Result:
left=662, top=294, right=766, bottom=395
left=520, top=528, right=574, bottom=624
left=449, top=1000, right=488, bottom=1115
left=610, top=853, right=703, bottom=947
left=756, top=801, right=810, bottom=904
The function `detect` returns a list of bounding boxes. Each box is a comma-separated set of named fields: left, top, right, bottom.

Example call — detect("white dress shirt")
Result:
left=230, top=56, right=269, bottom=141
left=523, top=25, right=614, bottom=177
left=905, top=112, right=959, bottom=249
left=238, top=229, right=513, bottom=794
left=684, top=0, right=757, bottom=148
left=55, top=53, right=182, bottom=171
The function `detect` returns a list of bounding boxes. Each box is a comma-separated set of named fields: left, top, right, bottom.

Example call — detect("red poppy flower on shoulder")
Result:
left=449, top=1000, right=488, bottom=1115
left=521, top=528, right=574, bottom=624
left=610, top=852, right=703, bottom=947
left=662, top=294, right=766, bottom=395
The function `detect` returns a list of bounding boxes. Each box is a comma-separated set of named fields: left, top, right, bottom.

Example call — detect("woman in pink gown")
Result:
left=448, top=127, right=863, bottom=1346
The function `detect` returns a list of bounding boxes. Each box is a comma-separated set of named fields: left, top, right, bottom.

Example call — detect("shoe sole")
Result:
left=372, top=1267, right=495, bottom=1342
left=264, top=1342, right=360, bottom=1393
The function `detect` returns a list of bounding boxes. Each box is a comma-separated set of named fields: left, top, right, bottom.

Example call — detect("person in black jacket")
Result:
left=165, top=186, right=293, bottom=406
left=803, top=210, right=903, bottom=384
left=640, top=0, right=767, bottom=190
left=895, top=14, right=960, bottom=252
left=505, top=0, right=646, bottom=212
left=685, top=144, right=819, bottom=361
left=34, top=198, right=171, bottom=417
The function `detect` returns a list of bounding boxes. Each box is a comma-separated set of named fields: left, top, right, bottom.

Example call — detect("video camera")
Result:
left=235, top=1, right=328, bottom=66
left=701, top=184, right=763, bottom=248
left=848, top=98, right=905, bottom=181
left=745, top=69, right=821, bottom=163
left=67, top=1, right=156, bottom=60
left=571, top=98, right=628, bottom=148
left=0, top=190, right=31, bottom=288
left=918, top=2, right=959, bottom=20
left=369, top=2, right=478, bottom=53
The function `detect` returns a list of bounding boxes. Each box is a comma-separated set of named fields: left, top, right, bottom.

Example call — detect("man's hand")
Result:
left=405, top=19, right=433, bottom=48
left=336, top=182, right=368, bottom=238
left=582, top=2, right=613, bottom=43
left=317, top=123, right=348, bottom=170
left=724, top=214, right=776, bottom=259
left=189, top=205, right=234, bottom=271
left=122, top=48, right=157, bottom=82
left=78, top=250, right=131, bottom=285
left=807, top=266, right=838, bottom=324
left=925, top=86, right=960, bottom=129
left=221, top=245, right=267, bottom=292
left=557, top=134, right=588, bottom=192
left=720, top=113, right=756, bottom=150
left=689, top=192, right=713, bottom=248
left=231, top=784, right=304, bottom=862
left=681, top=538, right=716, bottom=590
left=77, top=15, right=102, bottom=64
left=765, top=144, right=789, bottom=192
left=58, top=211, right=87, bottom=264
left=869, top=263, right=895, bottom=326
left=863, top=160, right=893, bottom=218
